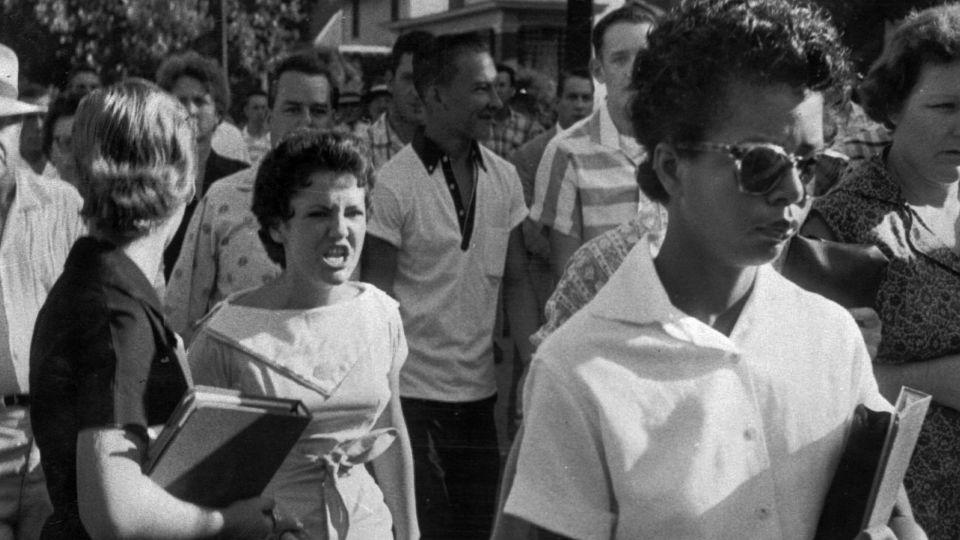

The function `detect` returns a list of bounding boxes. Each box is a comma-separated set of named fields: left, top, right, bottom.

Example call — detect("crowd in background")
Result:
left=2, top=0, right=960, bottom=538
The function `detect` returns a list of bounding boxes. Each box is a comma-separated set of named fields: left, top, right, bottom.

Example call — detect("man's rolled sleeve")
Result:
left=530, top=139, right=563, bottom=225
left=549, top=162, right=583, bottom=238
left=505, top=357, right=615, bottom=540
left=533, top=143, right=582, bottom=239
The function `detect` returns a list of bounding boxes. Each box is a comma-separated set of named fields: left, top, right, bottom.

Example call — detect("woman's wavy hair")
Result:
left=252, top=129, right=375, bottom=268
left=73, top=78, right=197, bottom=244
left=631, top=0, right=851, bottom=203
left=858, top=3, right=960, bottom=129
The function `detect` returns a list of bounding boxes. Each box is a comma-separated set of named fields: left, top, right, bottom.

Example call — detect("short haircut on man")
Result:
left=630, top=0, right=850, bottom=204
left=74, top=78, right=197, bottom=244
left=557, top=67, right=594, bottom=96
left=495, top=63, right=516, bottom=87
left=155, top=50, right=230, bottom=115
left=412, top=31, right=489, bottom=99
left=857, top=3, right=960, bottom=129
left=252, top=129, right=374, bottom=267
left=591, top=3, right=660, bottom=57
left=389, top=31, right=435, bottom=75
left=268, top=51, right=339, bottom=110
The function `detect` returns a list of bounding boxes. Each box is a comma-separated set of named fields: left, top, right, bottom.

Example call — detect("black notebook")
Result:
left=144, top=385, right=311, bottom=508
left=814, top=386, right=931, bottom=539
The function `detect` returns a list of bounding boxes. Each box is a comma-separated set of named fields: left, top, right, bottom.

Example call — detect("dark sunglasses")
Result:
left=674, top=142, right=845, bottom=199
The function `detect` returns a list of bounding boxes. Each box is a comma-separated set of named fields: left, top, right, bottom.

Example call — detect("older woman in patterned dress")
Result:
left=804, top=5, right=960, bottom=537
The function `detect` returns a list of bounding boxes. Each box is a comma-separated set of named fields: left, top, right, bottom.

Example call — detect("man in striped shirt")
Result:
left=530, top=4, right=666, bottom=280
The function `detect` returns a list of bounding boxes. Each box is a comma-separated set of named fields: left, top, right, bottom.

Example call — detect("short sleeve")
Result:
left=78, top=295, right=168, bottom=440
left=530, top=139, right=564, bottom=225
left=390, top=308, right=408, bottom=376
left=504, top=166, right=528, bottom=231
left=505, top=357, right=615, bottom=540
left=165, top=193, right=218, bottom=343
left=533, top=142, right=582, bottom=238
left=367, top=165, right=406, bottom=248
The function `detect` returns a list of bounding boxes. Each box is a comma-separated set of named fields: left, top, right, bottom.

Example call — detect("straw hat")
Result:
left=0, top=44, right=41, bottom=118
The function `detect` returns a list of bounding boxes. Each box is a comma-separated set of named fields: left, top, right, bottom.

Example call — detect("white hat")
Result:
left=0, top=43, right=41, bottom=118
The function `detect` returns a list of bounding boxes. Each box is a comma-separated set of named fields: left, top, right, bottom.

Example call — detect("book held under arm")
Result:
left=815, top=386, right=932, bottom=539
left=144, top=385, right=312, bottom=508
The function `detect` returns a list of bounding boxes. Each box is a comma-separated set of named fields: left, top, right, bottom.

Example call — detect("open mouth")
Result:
left=322, top=245, right=350, bottom=267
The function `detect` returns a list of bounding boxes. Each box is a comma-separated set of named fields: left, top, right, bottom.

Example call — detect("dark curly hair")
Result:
left=252, top=129, right=375, bottom=268
left=631, top=0, right=851, bottom=203
left=269, top=51, right=339, bottom=110
left=156, top=51, right=229, bottom=115
left=857, top=4, right=960, bottom=129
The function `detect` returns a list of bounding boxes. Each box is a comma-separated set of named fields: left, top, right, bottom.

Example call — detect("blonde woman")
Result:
left=30, top=79, right=296, bottom=539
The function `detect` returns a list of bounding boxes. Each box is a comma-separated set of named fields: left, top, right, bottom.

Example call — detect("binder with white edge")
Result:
left=861, top=386, right=932, bottom=530
left=145, top=385, right=311, bottom=508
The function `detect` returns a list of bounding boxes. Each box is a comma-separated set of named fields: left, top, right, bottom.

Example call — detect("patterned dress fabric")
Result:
left=814, top=155, right=960, bottom=539
left=165, top=168, right=280, bottom=343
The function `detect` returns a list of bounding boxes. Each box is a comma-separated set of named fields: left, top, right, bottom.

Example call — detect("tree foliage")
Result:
left=33, top=0, right=213, bottom=80
left=226, top=0, right=306, bottom=79
left=9, top=0, right=309, bottom=86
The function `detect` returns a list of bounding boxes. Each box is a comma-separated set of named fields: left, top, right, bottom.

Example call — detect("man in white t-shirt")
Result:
left=363, top=32, right=536, bottom=540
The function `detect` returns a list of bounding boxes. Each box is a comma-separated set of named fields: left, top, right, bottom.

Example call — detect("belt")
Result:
left=0, top=394, right=29, bottom=408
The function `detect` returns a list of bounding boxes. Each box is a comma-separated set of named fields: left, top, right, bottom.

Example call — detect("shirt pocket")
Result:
left=483, top=227, right=510, bottom=279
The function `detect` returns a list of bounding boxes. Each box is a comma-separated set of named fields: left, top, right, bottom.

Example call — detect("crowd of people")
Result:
left=1, top=0, right=960, bottom=538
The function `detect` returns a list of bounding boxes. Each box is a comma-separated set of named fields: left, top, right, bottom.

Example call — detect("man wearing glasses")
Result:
left=503, top=1, right=923, bottom=538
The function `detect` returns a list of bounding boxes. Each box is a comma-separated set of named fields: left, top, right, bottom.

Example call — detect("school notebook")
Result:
left=145, top=385, right=311, bottom=508
left=814, top=386, right=931, bottom=539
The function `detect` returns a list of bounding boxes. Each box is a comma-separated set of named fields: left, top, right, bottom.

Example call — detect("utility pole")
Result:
left=564, top=0, right=592, bottom=71
left=220, top=0, right=229, bottom=83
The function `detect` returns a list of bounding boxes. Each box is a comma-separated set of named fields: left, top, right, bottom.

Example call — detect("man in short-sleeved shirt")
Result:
left=368, top=131, right=526, bottom=401
left=363, top=32, right=534, bottom=540
left=530, top=6, right=666, bottom=281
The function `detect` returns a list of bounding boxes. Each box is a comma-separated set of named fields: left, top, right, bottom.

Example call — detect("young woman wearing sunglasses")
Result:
left=500, top=1, right=925, bottom=538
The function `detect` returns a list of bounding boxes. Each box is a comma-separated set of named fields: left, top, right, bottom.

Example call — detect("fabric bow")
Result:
left=303, top=427, right=398, bottom=540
